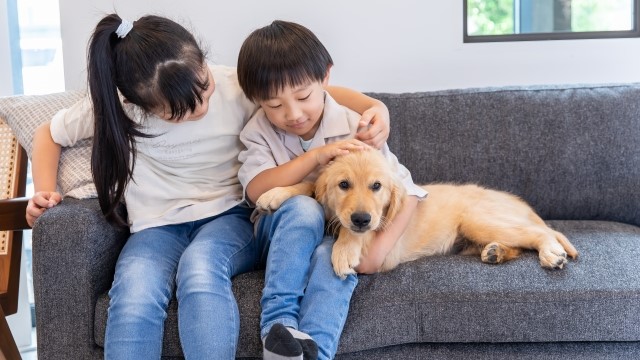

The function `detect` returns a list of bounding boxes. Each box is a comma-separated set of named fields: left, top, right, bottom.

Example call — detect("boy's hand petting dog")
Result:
left=311, top=139, right=368, bottom=166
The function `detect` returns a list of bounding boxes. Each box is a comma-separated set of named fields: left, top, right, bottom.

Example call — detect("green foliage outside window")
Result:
left=467, top=0, right=514, bottom=35
left=467, top=0, right=633, bottom=36
left=571, top=0, right=633, bottom=32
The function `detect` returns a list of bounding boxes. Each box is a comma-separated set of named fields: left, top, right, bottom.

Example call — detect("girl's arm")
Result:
left=245, top=139, right=366, bottom=204
left=26, top=121, right=63, bottom=226
left=326, top=85, right=390, bottom=149
left=355, top=195, right=419, bottom=273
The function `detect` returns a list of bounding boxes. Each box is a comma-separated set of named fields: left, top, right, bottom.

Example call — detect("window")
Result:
left=16, top=0, right=64, bottom=94
left=464, top=0, right=640, bottom=42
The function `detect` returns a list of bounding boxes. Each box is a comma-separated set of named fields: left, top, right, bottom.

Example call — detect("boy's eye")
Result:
left=267, top=103, right=282, bottom=109
left=299, top=92, right=312, bottom=101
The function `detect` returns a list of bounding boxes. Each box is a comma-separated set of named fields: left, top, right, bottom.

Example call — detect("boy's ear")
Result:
left=322, top=65, right=332, bottom=87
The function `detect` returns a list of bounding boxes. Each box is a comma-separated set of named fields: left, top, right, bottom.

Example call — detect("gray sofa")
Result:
left=31, top=83, right=640, bottom=359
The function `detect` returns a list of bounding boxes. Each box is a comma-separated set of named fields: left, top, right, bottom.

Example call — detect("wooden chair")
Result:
left=0, top=116, right=29, bottom=360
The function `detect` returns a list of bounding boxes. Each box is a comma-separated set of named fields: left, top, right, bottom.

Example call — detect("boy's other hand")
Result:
left=355, top=105, right=390, bottom=149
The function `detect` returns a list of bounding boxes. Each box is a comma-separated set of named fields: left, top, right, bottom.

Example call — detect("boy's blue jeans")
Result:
left=256, top=196, right=358, bottom=359
left=105, top=196, right=357, bottom=360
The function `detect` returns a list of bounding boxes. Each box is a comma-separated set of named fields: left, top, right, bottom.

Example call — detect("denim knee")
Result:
left=280, top=195, right=324, bottom=221
left=277, top=196, right=324, bottom=231
left=311, top=237, right=358, bottom=285
left=312, top=238, right=334, bottom=263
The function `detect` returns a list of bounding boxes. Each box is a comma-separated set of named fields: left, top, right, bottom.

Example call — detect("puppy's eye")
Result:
left=338, top=180, right=350, bottom=190
left=371, top=181, right=381, bottom=191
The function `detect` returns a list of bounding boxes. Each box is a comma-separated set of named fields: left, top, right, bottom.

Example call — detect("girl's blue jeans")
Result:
left=104, top=196, right=357, bottom=360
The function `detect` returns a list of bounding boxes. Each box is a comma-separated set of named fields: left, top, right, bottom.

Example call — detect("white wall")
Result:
left=59, top=0, right=640, bottom=93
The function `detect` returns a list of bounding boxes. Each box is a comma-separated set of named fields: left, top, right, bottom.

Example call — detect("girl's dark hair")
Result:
left=237, top=20, right=333, bottom=102
left=87, top=14, right=208, bottom=225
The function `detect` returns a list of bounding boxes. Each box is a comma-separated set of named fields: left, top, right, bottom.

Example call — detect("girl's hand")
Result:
left=312, top=139, right=367, bottom=166
left=26, top=191, right=62, bottom=227
left=355, top=104, right=390, bottom=149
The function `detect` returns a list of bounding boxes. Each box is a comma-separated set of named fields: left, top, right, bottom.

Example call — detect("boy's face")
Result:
left=258, top=76, right=328, bottom=141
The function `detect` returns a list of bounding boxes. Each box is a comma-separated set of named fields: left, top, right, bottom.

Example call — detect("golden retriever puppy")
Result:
left=256, top=150, right=578, bottom=278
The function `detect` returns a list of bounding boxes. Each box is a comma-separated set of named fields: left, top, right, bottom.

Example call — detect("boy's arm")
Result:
left=245, top=139, right=366, bottom=204
left=27, top=121, right=63, bottom=226
left=325, top=85, right=390, bottom=149
left=355, top=195, right=419, bottom=274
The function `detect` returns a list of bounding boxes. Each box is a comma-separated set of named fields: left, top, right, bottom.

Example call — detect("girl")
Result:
left=26, top=14, right=390, bottom=360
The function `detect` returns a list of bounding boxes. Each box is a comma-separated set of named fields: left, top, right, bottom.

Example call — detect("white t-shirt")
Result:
left=50, top=64, right=257, bottom=232
left=238, top=92, right=427, bottom=209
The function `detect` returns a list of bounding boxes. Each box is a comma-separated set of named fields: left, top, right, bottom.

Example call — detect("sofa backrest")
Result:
left=369, top=84, right=640, bottom=226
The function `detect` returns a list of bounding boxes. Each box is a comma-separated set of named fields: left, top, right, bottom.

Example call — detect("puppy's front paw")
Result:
left=256, top=187, right=292, bottom=213
left=331, top=243, right=360, bottom=280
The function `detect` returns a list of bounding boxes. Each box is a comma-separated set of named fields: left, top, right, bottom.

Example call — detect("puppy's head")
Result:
left=315, top=150, right=405, bottom=236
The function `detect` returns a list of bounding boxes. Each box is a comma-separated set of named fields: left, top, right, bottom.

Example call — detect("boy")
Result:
left=237, top=20, right=427, bottom=360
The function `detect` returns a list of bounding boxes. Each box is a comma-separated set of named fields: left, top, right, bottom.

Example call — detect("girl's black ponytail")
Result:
left=88, top=14, right=144, bottom=226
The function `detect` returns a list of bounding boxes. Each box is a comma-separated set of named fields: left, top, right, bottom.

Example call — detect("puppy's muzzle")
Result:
left=350, top=212, right=371, bottom=233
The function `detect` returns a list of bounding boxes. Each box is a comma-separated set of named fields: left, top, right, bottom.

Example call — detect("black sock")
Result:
left=297, top=338, right=318, bottom=360
left=263, top=323, right=303, bottom=360
left=286, top=327, right=318, bottom=360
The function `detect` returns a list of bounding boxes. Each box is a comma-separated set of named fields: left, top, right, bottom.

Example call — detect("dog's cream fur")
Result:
left=256, top=150, right=578, bottom=278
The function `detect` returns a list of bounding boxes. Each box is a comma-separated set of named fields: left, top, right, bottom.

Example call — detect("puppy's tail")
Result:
left=554, top=230, right=578, bottom=259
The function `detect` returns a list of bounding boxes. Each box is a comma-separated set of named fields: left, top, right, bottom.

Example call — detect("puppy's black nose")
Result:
left=351, top=212, right=371, bottom=228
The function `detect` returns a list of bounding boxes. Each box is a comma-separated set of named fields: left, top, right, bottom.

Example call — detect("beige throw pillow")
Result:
left=0, top=91, right=97, bottom=199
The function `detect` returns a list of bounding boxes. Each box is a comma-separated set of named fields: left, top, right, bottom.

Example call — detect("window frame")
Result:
left=5, top=0, right=23, bottom=94
left=463, top=0, right=640, bottom=43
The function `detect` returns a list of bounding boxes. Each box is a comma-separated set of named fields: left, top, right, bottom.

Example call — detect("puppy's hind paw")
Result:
left=481, top=243, right=505, bottom=264
left=539, top=249, right=568, bottom=270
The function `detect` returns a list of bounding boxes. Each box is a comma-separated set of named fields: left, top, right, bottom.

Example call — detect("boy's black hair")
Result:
left=237, top=20, right=333, bottom=102
left=87, top=14, right=208, bottom=225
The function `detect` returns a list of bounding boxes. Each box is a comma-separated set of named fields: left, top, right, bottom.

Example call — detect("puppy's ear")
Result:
left=314, top=169, right=329, bottom=206
left=384, top=180, right=406, bottom=222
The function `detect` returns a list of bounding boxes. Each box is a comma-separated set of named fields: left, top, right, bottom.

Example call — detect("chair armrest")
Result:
left=31, top=198, right=129, bottom=360
left=0, top=197, right=29, bottom=231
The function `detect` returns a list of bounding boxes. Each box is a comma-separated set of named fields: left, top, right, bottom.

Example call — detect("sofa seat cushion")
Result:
left=93, top=220, right=640, bottom=357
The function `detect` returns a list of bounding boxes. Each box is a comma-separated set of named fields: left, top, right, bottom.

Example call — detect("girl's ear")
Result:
left=322, top=65, right=332, bottom=87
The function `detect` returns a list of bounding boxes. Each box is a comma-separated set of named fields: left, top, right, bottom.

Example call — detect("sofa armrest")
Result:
left=0, top=197, right=30, bottom=230
left=31, top=198, right=128, bottom=360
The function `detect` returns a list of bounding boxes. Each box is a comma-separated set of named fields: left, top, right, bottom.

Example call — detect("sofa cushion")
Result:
left=93, top=220, right=640, bottom=357
left=0, top=91, right=96, bottom=199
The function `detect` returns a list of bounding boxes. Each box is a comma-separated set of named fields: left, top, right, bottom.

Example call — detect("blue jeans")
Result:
left=105, top=197, right=357, bottom=360
left=105, top=203, right=258, bottom=360
left=256, top=196, right=358, bottom=360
